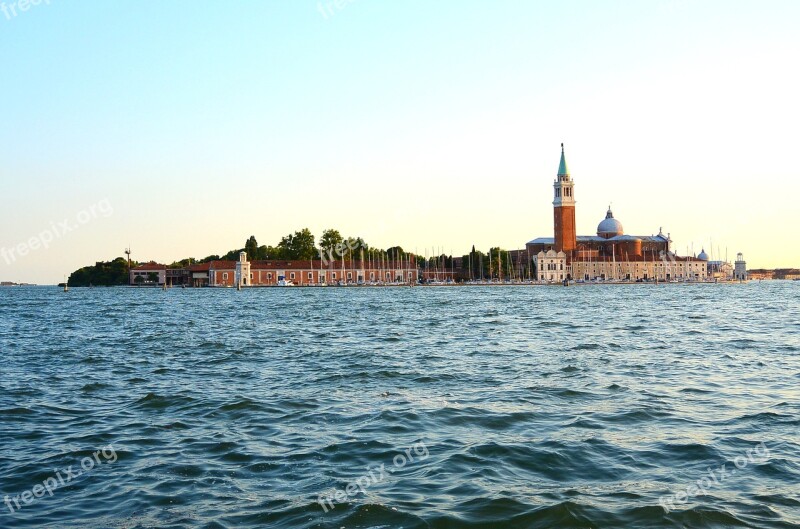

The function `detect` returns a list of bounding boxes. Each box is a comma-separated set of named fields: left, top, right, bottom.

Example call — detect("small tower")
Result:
left=553, top=143, right=577, bottom=253
left=235, top=251, right=251, bottom=288
left=734, top=252, right=747, bottom=281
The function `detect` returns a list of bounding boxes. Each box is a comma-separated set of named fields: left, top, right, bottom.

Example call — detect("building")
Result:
left=130, top=253, right=420, bottom=287
left=526, top=145, right=726, bottom=282
left=145, top=254, right=420, bottom=287
left=130, top=262, right=166, bottom=285
left=783, top=270, right=800, bottom=280
left=747, top=269, right=774, bottom=280
left=734, top=253, right=747, bottom=281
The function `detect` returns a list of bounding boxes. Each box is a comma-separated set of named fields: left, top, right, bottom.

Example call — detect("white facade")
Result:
left=536, top=250, right=567, bottom=281
left=235, top=251, right=251, bottom=287
left=734, top=253, right=747, bottom=281
left=571, top=256, right=707, bottom=281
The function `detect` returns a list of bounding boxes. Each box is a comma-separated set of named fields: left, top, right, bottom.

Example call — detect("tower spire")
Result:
left=558, top=143, right=569, bottom=176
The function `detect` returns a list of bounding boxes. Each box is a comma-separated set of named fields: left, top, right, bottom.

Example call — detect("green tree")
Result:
left=169, top=258, right=195, bottom=268
left=347, top=237, right=368, bottom=256
left=257, top=245, right=271, bottom=260
left=67, top=257, right=129, bottom=287
left=319, top=229, right=344, bottom=258
left=461, top=245, right=486, bottom=280
left=244, top=235, right=259, bottom=260
left=221, top=248, right=245, bottom=261
left=487, top=247, right=511, bottom=279
left=278, top=228, right=316, bottom=260
left=386, top=246, right=405, bottom=261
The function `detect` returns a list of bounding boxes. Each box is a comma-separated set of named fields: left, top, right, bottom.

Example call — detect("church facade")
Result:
left=527, top=145, right=709, bottom=282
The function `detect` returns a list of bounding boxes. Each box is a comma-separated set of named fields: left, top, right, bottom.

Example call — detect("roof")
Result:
left=570, top=254, right=708, bottom=263
left=597, top=208, right=624, bottom=236
left=249, top=259, right=415, bottom=270
left=132, top=262, right=166, bottom=271
left=558, top=143, right=569, bottom=175
left=528, top=234, right=669, bottom=245
left=207, top=260, right=237, bottom=270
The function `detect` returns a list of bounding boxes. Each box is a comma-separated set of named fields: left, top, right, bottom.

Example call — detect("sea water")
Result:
left=1, top=283, right=798, bottom=528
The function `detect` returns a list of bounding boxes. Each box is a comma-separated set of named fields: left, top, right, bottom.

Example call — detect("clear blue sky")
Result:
left=1, top=1, right=799, bottom=283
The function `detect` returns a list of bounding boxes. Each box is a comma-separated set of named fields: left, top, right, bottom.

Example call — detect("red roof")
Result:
left=249, top=259, right=415, bottom=270
left=568, top=255, right=708, bottom=264
left=208, top=260, right=237, bottom=271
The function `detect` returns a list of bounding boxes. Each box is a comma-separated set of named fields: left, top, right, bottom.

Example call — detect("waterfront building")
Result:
left=734, top=253, right=747, bottom=281
left=158, top=255, right=420, bottom=287
left=130, top=262, right=166, bottom=285
left=526, top=145, right=727, bottom=282
left=747, top=268, right=800, bottom=280
left=132, top=255, right=419, bottom=287
left=747, top=269, right=774, bottom=280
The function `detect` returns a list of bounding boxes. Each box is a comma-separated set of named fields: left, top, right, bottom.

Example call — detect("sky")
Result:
left=1, top=0, right=799, bottom=284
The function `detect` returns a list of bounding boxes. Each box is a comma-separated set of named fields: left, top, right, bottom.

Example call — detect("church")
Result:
left=526, top=145, right=708, bottom=282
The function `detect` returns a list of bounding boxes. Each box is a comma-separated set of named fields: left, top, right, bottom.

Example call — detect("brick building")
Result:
left=525, top=144, right=726, bottom=282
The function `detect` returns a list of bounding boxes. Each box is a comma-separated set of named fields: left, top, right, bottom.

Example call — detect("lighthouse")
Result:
left=734, top=253, right=747, bottom=281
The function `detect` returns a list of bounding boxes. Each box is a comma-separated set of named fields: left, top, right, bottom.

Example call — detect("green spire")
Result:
left=558, top=142, right=569, bottom=176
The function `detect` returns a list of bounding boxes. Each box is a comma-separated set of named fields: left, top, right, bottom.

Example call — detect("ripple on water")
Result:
left=0, top=283, right=798, bottom=528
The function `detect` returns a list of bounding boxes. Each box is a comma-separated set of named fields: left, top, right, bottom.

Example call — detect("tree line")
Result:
left=66, top=228, right=529, bottom=285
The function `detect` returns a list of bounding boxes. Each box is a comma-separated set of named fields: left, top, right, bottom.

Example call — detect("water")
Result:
left=1, top=283, right=798, bottom=528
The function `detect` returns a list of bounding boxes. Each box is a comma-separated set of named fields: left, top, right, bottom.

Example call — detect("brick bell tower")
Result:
left=553, top=143, right=577, bottom=253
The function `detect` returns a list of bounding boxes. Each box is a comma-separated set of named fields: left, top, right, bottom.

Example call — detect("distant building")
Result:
left=734, top=253, right=747, bottom=281
left=525, top=144, right=722, bottom=282
left=130, top=262, right=166, bottom=285
left=784, top=270, right=800, bottom=280
left=747, top=269, right=774, bottom=280
left=148, top=254, right=420, bottom=287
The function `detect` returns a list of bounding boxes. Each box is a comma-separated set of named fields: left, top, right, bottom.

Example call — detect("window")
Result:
left=347, top=272, right=352, bottom=280
left=332, top=272, right=337, bottom=279
left=290, top=272, right=295, bottom=279
left=267, top=273, right=272, bottom=280
left=308, top=272, right=313, bottom=280
left=223, top=273, right=228, bottom=280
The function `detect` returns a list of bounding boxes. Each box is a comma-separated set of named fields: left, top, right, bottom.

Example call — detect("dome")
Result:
left=697, top=248, right=709, bottom=261
left=597, top=207, right=624, bottom=238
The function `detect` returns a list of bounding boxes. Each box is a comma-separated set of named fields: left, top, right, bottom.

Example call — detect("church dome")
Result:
left=697, top=248, right=709, bottom=261
left=597, top=207, right=624, bottom=238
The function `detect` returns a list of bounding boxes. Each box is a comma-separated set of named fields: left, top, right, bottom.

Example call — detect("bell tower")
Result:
left=553, top=143, right=577, bottom=253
